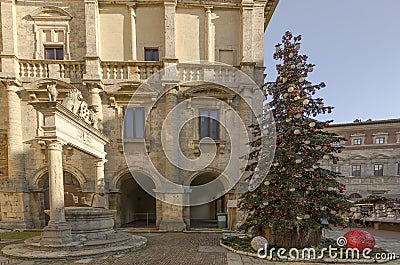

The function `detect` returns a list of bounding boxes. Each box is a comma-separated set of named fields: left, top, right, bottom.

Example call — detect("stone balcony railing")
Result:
left=2, top=57, right=245, bottom=86
left=100, top=61, right=163, bottom=81
left=19, top=59, right=86, bottom=82
left=177, top=63, right=239, bottom=85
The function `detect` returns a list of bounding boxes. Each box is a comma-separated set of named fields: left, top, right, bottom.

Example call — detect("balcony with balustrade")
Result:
left=1, top=56, right=246, bottom=88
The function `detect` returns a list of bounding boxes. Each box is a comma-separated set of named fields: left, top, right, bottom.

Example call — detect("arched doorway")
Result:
left=189, top=173, right=226, bottom=229
left=118, top=172, right=156, bottom=228
left=40, top=171, right=85, bottom=226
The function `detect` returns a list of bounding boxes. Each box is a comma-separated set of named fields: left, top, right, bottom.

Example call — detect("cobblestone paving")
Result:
left=1, top=229, right=400, bottom=265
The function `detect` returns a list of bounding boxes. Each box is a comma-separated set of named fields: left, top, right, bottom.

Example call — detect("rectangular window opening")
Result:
left=44, top=46, right=64, bottom=60
left=199, top=109, right=220, bottom=140
left=145, top=48, right=159, bottom=61
left=124, top=107, right=145, bottom=139
left=374, top=164, right=383, bottom=176
left=351, top=165, right=361, bottom=177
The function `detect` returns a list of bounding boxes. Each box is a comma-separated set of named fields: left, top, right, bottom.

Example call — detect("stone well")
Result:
left=2, top=206, right=147, bottom=259
left=65, top=207, right=115, bottom=241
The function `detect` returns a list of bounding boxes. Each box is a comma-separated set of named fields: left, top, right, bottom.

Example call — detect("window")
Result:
left=30, top=6, right=71, bottom=60
left=375, top=137, right=385, bottom=144
left=331, top=166, right=340, bottom=173
left=44, top=46, right=64, bottom=60
left=351, top=165, right=361, bottom=176
left=332, top=141, right=340, bottom=147
left=353, top=138, right=362, bottom=145
left=398, top=164, right=400, bottom=175
left=124, top=107, right=145, bottom=139
left=374, top=164, right=383, bottom=176
left=199, top=109, right=219, bottom=140
left=144, top=48, right=159, bottom=61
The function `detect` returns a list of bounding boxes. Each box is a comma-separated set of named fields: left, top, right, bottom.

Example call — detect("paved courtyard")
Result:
left=0, top=228, right=399, bottom=265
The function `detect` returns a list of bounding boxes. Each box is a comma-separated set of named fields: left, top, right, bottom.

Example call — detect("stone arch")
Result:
left=183, top=167, right=230, bottom=191
left=349, top=193, right=363, bottom=199
left=109, top=167, right=159, bottom=228
left=109, top=166, right=161, bottom=192
left=185, top=168, right=230, bottom=229
left=30, top=164, right=87, bottom=190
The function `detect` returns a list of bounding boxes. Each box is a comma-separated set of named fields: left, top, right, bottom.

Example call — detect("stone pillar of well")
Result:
left=84, top=0, right=102, bottom=81
left=41, top=140, right=72, bottom=246
left=93, top=159, right=108, bottom=208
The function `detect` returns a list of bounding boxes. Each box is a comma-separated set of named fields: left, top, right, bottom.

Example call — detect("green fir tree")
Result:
left=239, top=31, right=352, bottom=248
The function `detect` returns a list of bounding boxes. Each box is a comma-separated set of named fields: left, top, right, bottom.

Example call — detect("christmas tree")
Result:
left=239, top=31, right=352, bottom=248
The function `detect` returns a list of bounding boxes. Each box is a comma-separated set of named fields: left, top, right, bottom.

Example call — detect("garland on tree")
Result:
left=239, top=31, right=352, bottom=238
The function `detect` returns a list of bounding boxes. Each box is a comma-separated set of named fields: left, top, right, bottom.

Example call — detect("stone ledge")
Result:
left=1, top=233, right=147, bottom=259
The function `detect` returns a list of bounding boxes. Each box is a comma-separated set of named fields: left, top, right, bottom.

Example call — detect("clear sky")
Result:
left=264, top=0, right=400, bottom=124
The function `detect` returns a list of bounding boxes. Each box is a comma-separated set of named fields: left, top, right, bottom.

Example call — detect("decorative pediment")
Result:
left=370, top=154, right=391, bottom=160
left=348, top=155, right=367, bottom=160
left=107, top=82, right=159, bottom=107
left=30, top=6, right=72, bottom=21
left=183, top=84, right=236, bottom=99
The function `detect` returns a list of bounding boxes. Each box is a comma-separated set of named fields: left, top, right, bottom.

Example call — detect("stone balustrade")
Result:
left=7, top=58, right=243, bottom=85
left=19, top=59, right=86, bottom=81
left=101, top=61, right=163, bottom=81
left=177, top=63, right=238, bottom=85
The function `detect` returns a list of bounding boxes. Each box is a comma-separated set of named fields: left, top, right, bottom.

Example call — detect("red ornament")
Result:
left=344, top=230, right=376, bottom=251
left=275, top=209, right=280, bottom=213
left=262, top=191, right=267, bottom=195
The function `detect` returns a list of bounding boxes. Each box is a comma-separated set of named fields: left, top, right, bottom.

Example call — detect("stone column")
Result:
left=158, top=88, right=186, bottom=231
left=6, top=83, right=24, bottom=189
left=129, top=4, right=137, bottom=61
left=0, top=0, right=19, bottom=76
left=164, top=2, right=176, bottom=59
left=47, top=141, right=66, bottom=224
left=241, top=2, right=253, bottom=62
left=163, top=89, right=178, bottom=183
left=205, top=6, right=215, bottom=62
left=157, top=189, right=187, bottom=231
left=41, top=140, right=72, bottom=246
left=93, top=158, right=108, bottom=208
left=84, top=0, right=102, bottom=80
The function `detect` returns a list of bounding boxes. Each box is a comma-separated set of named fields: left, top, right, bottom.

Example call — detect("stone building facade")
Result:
left=323, top=119, right=400, bottom=199
left=0, top=0, right=278, bottom=230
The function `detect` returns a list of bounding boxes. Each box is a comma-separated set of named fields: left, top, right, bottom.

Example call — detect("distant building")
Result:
left=323, top=119, right=400, bottom=199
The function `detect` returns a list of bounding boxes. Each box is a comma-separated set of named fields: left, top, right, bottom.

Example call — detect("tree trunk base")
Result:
left=259, top=227, right=322, bottom=248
